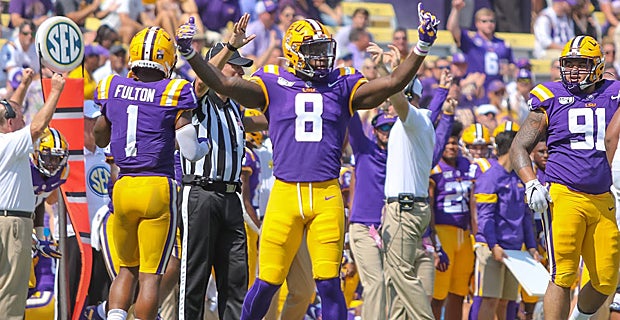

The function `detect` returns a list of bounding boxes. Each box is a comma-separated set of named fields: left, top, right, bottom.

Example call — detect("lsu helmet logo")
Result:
left=36, top=16, right=84, bottom=73
left=87, top=165, right=111, bottom=197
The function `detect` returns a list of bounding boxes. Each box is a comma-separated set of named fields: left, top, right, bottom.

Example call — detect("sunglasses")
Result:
left=1, top=99, right=16, bottom=119
left=479, top=19, right=496, bottom=23
left=376, top=124, right=393, bottom=132
left=436, top=65, right=450, bottom=70
left=21, top=31, right=33, bottom=36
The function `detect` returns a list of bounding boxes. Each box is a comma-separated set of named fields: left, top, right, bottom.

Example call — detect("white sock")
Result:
left=569, top=306, right=592, bottom=320
left=97, top=301, right=107, bottom=318
left=107, top=308, right=127, bottom=320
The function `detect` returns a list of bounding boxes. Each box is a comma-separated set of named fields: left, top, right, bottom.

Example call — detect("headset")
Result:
left=0, top=99, right=16, bottom=119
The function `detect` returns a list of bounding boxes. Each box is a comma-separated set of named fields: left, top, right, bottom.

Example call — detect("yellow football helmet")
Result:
left=559, top=35, right=604, bottom=93
left=283, top=19, right=336, bottom=80
left=244, top=108, right=264, bottom=147
left=33, top=127, right=69, bottom=177
left=461, top=123, right=491, bottom=145
left=129, top=27, right=176, bottom=78
left=492, top=120, right=520, bottom=138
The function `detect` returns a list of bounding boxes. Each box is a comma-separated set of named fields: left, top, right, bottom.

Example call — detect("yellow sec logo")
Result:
left=35, top=16, right=84, bottom=73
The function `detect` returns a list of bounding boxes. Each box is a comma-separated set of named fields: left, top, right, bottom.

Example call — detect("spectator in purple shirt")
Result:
left=9, top=0, right=53, bottom=28
left=241, top=0, right=282, bottom=62
left=196, top=0, right=241, bottom=32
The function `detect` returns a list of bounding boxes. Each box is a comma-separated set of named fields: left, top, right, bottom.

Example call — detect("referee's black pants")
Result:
left=179, top=184, right=248, bottom=320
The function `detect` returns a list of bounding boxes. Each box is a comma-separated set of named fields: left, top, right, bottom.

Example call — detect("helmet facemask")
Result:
left=560, top=56, right=604, bottom=94
left=289, top=38, right=336, bottom=81
left=36, top=147, right=68, bottom=177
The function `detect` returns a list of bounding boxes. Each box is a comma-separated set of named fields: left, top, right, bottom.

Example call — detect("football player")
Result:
left=429, top=121, right=475, bottom=320
left=93, top=26, right=209, bottom=320
left=513, top=35, right=620, bottom=319
left=176, top=4, right=440, bottom=319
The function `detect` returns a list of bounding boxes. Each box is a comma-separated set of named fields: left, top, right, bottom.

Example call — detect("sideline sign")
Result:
left=36, top=16, right=84, bottom=73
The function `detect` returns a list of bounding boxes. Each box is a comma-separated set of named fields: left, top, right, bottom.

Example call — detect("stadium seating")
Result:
left=341, top=1, right=396, bottom=29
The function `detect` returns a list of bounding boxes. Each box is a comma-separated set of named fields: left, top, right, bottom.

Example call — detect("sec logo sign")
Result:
left=87, top=165, right=111, bottom=197
left=35, top=16, right=84, bottom=73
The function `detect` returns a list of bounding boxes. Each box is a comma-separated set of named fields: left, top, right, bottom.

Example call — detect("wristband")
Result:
left=226, top=42, right=238, bottom=52
left=181, top=49, right=197, bottom=60
left=413, top=41, right=431, bottom=56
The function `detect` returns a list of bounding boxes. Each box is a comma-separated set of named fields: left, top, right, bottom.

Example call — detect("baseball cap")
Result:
left=372, top=111, right=397, bottom=128
left=517, top=68, right=532, bottom=80
left=515, top=58, right=531, bottom=69
left=84, top=44, right=109, bottom=57
left=404, top=77, right=423, bottom=100
left=255, top=0, right=278, bottom=15
left=488, top=79, right=506, bottom=93
left=206, top=43, right=254, bottom=67
left=109, top=44, right=126, bottom=55
left=476, top=104, right=499, bottom=116
left=452, top=52, right=467, bottom=64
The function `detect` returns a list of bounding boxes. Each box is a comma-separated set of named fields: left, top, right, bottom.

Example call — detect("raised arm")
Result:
left=351, top=4, right=439, bottom=110
left=29, top=74, right=65, bottom=142
left=176, top=17, right=265, bottom=108
left=446, top=0, right=465, bottom=46
left=194, top=14, right=257, bottom=96
left=8, top=68, right=34, bottom=108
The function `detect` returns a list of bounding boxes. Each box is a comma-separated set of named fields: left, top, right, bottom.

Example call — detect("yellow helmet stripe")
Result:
left=161, top=79, right=184, bottom=106
left=143, top=27, right=159, bottom=62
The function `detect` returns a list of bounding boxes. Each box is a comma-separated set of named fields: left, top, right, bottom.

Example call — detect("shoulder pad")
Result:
left=430, top=164, right=442, bottom=175
left=530, top=83, right=555, bottom=103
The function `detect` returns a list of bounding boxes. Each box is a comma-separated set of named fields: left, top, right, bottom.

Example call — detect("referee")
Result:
left=178, top=37, right=265, bottom=319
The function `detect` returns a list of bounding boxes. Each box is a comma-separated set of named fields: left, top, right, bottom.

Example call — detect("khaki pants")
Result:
left=382, top=201, right=434, bottom=320
left=0, top=216, right=33, bottom=320
left=415, top=242, right=435, bottom=299
left=264, top=236, right=315, bottom=320
left=349, top=223, right=386, bottom=320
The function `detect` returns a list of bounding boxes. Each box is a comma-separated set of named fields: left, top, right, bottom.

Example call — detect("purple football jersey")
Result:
left=95, top=75, right=197, bottom=178
left=243, top=146, right=261, bottom=209
left=459, top=29, right=514, bottom=90
left=250, top=66, right=367, bottom=182
left=430, top=157, right=473, bottom=230
left=31, top=161, right=68, bottom=205
left=475, top=162, right=537, bottom=250
left=529, top=80, right=620, bottom=194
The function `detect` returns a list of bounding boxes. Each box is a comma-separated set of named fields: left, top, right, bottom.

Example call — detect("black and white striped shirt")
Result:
left=180, top=89, right=245, bottom=182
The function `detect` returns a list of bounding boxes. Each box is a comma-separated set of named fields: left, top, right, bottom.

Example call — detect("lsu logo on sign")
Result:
left=35, top=16, right=84, bottom=73
left=87, top=165, right=111, bottom=197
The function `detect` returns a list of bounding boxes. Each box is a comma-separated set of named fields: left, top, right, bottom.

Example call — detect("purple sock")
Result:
left=315, top=278, right=347, bottom=320
left=241, top=279, right=281, bottom=320
left=506, top=300, right=519, bottom=320
left=469, top=296, right=483, bottom=320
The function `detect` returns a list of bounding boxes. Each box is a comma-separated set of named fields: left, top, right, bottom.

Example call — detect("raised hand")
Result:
left=176, top=17, right=197, bottom=59
left=366, top=42, right=385, bottom=67
left=32, top=234, right=62, bottom=259
left=50, top=73, right=65, bottom=92
left=21, top=68, right=34, bottom=88
left=228, top=13, right=257, bottom=50
left=414, top=3, right=440, bottom=56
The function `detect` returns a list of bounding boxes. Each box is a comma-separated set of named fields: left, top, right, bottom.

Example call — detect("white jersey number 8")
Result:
left=295, top=93, right=323, bottom=142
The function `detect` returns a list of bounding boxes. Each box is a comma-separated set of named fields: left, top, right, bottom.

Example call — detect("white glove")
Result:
left=525, top=179, right=552, bottom=214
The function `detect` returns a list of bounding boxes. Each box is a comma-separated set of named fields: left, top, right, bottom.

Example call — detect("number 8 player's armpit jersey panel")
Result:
left=249, top=65, right=367, bottom=183
left=528, top=80, right=620, bottom=194
left=94, top=74, right=197, bottom=178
